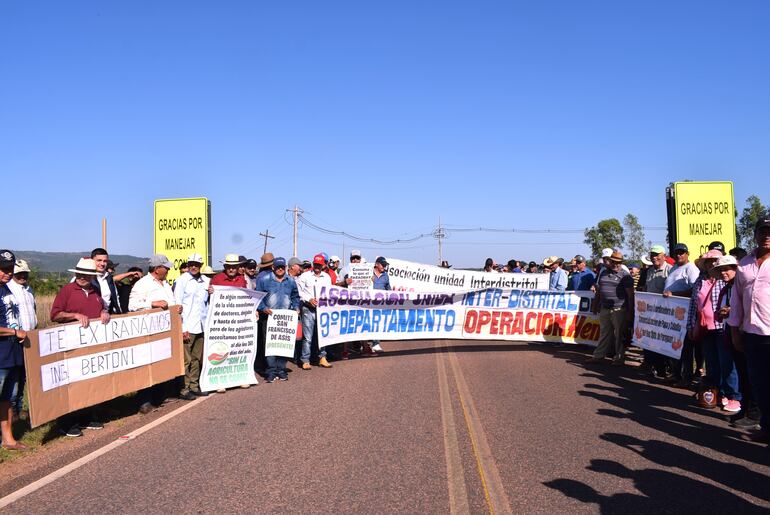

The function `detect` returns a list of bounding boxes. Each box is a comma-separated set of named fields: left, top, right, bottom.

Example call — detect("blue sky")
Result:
left=2, top=1, right=768, bottom=268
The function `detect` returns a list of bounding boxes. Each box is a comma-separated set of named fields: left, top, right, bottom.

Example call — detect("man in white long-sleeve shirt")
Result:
left=173, top=253, right=208, bottom=399
left=128, top=254, right=183, bottom=413
left=296, top=253, right=333, bottom=370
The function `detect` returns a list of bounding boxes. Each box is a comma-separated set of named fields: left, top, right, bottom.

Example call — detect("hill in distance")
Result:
left=13, top=251, right=148, bottom=274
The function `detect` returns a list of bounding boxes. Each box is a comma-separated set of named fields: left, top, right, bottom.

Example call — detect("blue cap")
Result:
left=274, top=257, right=287, bottom=268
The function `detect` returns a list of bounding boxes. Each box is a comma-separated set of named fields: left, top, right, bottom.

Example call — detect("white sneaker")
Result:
left=371, top=343, right=384, bottom=352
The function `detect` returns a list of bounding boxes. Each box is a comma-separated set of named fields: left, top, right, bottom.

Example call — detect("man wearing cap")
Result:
left=129, top=254, right=178, bottom=312
left=663, top=243, right=700, bottom=298
left=173, top=253, right=209, bottom=401
left=543, top=256, right=568, bottom=292
left=243, top=259, right=259, bottom=289
left=727, top=216, right=770, bottom=443
left=256, top=257, right=300, bottom=382
left=210, top=254, right=248, bottom=289
left=7, top=260, right=36, bottom=420
left=526, top=261, right=538, bottom=273
left=588, top=250, right=634, bottom=365
left=638, top=245, right=673, bottom=378
left=287, top=257, right=303, bottom=278
left=567, top=255, right=595, bottom=291
left=0, top=250, right=28, bottom=450
left=339, top=250, right=362, bottom=286
left=129, top=254, right=184, bottom=409
left=296, top=253, right=334, bottom=369
left=368, top=257, right=392, bottom=354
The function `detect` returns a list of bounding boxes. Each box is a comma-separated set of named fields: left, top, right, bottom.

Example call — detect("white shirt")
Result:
left=97, top=272, right=112, bottom=308
left=174, top=272, right=208, bottom=333
left=7, top=280, right=37, bottom=330
left=128, top=273, right=176, bottom=312
left=664, top=262, right=700, bottom=294
left=296, top=270, right=332, bottom=302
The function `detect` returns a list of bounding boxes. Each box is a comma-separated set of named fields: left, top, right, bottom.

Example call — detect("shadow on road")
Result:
left=544, top=458, right=769, bottom=514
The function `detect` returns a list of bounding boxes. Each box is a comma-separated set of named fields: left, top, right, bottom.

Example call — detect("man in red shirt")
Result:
left=49, top=258, right=111, bottom=437
left=51, top=258, right=110, bottom=327
left=209, top=254, right=247, bottom=290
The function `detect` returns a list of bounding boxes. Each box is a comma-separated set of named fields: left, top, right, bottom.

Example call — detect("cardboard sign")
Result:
left=23, top=309, right=184, bottom=428
left=265, top=309, right=298, bottom=358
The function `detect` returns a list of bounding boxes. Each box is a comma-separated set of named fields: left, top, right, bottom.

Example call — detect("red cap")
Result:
left=313, top=254, right=326, bottom=265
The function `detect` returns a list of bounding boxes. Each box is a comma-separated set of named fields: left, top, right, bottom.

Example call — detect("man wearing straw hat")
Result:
left=588, top=250, right=634, bottom=365
left=209, top=254, right=247, bottom=289
left=50, top=257, right=111, bottom=437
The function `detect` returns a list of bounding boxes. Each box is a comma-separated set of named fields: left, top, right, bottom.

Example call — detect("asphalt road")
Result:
left=2, top=340, right=769, bottom=514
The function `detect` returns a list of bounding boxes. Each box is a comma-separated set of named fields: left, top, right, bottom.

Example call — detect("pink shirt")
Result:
left=698, top=278, right=717, bottom=330
left=726, top=251, right=770, bottom=336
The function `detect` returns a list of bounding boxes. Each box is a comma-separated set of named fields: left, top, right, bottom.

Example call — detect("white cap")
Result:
left=187, top=253, right=204, bottom=264
left=14, top=259, right=30, bottom=274
left=330, top=255, right=340, bottom=263
left=350, top=249, right=362, bottom=257
left=601, top=248, right=613, bottom=258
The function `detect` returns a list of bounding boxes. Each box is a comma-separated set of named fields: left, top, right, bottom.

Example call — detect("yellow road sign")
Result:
left=153, top=198, right=211, bottom=284
left=673, top=181, right=735, bottom=257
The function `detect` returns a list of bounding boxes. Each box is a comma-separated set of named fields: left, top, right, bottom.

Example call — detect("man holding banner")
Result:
left=297, top=254, right=333, bottom=370
left=174, top=253, right=209, bottom=401
left=256, top=257, right=300, bottom=382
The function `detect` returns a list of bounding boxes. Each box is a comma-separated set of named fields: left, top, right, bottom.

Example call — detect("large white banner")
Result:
left=632, top=292, right=689, bottom=359
left=200, top=287, right=266, bottom=391
left=264, top=309, right=298, bottom=358
left=386, top=258, right=549, bottom=292
left=316, top=286, right=599, bottom=347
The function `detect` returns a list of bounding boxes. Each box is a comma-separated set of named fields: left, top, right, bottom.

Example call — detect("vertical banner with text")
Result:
left=200, top=287, right=265, bottom=391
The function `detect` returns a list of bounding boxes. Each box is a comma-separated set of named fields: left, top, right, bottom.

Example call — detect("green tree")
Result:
left=623, top=213, right=646, bottom=261
left=737, top=195, right=768, bottom=249
left=584, top=218, right=624, bottom=260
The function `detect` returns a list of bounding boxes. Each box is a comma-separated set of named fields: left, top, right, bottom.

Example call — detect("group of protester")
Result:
left=1, top=216, right=768, bottom=449
left=0, top=246, right=392, bottom=448
left=529, top=217, right=770, bottom=443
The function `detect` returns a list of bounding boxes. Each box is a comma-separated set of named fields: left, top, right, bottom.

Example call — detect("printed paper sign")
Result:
left=632, top=292, right=689, bottom=359
left=347, top=263, right=375, bottom=291
left=200, top=287, right=266, bottom=391
left=386, top=258, right=549, bottom=292
left=265, top=309, right=298, bottom=358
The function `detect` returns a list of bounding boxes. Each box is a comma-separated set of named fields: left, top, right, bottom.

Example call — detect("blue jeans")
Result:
left=702, top=330, right=741, bottom=401
left=265, top=355, right=287, bottom=380
left=301, top=306, right=325, bottom=364
left=744, top=333, right=770, bottom=431
left=0, top=366, right=22, bottom=403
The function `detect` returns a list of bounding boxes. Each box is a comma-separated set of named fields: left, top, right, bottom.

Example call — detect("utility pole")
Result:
left=102, top=218, right=107, bottom=249
left=433, top=216, right=446, bottom=265
left=287, top=205, right=303, bottom=257
left=259, top=229, right=276, bottom=254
